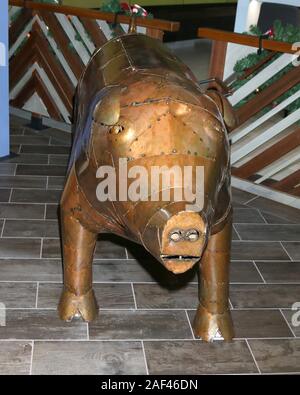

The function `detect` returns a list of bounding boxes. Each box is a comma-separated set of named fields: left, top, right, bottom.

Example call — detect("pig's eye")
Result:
left=110, top=125, right=124, bottom=134
left=186, top=229, right=199, bottom=241
left=169, top=230, right=182, bottom=242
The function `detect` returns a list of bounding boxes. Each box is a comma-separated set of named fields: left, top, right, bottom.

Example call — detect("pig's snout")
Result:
left=160, top=211, right=207, bottom=274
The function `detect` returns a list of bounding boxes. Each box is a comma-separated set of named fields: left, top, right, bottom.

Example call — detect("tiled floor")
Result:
left=0, top=115, right=299, bottom=375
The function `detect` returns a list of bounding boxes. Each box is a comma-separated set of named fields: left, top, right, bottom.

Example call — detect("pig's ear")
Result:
left=206, top=89, right=237, bottom=132
left=93, top=86, right=121, bottom=126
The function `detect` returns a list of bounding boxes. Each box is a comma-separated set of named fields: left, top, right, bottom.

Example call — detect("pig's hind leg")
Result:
left=193, top=218, right=234, bottom=341
left=58, top=169, right=98, bottom=322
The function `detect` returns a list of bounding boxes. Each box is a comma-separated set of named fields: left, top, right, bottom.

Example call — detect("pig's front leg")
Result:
left=193, top=217, right=234, bottom=341
left=58, top=175, right=98, bottom=322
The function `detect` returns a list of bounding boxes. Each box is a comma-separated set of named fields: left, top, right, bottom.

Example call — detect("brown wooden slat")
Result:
left=10, top=34, right=35, bottom=88
left=11, top=71, right=36, bottom=109
left=232, top=128, right=300, bottom=178
left=10, top=26, right=74, bottom=114
left=272, top=169, right=300, bottom=192
left=11, top=70, right=62, bottom=121
left=146, top=28, right=164, bottom=41
left=289, top=185, right=300, bottom=196
left=9, top=8, right=32, bottom=48
left=80, top=17, right=107, bottom=49
left=198, top=27, right=297, bottom=54
left=208, top=40, right=227, bottom=80
left=37, top=10, right=84, bottom=80
left=236, top=65, right=300, bottom=126
left=33, top=24, right=74, bottom=112
left=239, top=51, right=277, bottom=80
left=34, top=71, right=63, bottom=120
left=9, top=0, right=180, bottom=32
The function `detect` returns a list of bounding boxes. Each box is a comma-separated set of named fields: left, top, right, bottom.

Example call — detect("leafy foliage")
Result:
left=232, top=20, right=300, bottom=115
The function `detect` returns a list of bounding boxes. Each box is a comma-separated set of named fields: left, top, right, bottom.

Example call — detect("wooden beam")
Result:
left=208, top=40, right=227, bottom=80
left=198, top=27, right=297, bottom=55
left=232, top=128, right=300, bottom=179
left=9, top=7, right=32, bottom=47
left=9, top=0, right=180, bottom=32
left=272, top=169, right=300, bottom=192
left=236, top=65, right=300, bottom=126
left=37, top=10, right=84, bottom=80
left=80, top=17, right=107, bottom=48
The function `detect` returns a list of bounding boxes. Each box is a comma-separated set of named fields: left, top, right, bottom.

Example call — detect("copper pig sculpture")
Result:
left=58, top=32, right=236, bottom=341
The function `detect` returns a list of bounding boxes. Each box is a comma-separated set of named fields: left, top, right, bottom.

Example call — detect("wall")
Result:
left=0, top=0, right=9, bottom=158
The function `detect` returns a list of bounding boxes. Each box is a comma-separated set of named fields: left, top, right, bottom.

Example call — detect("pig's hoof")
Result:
left=192, top=305, right=234, bottom=342
left=58, top=288, right=98, bottom=322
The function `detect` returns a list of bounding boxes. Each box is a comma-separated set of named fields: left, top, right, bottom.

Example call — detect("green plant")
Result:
left=232, top=20, right=300, bottom=115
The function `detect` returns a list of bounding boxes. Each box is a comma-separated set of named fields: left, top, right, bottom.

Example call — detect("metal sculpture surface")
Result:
left=58, top=30, right=236, bottom=341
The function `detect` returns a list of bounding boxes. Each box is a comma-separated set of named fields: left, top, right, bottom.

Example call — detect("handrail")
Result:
left=198, top=28, right=297, bottom=54
left=9, top=0, right=180, bottom=32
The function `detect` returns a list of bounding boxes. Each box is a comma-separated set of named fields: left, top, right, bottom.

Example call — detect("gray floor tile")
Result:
left=144, top=340, right=258, bottom=374
left=256, top=261, right=300, bottom=283
left=16, top=164, right=67, bottom=177
left=11, top=189, right=61, bottom=204
left=47, top=176, right=66, bottom=190
left=41, top=239, right=61, bottom=259
left=21, top=145, right=69, bottom=155
left=89, top=310, right=192, bottom=340
left=3, top=219, right=59, bottom=238
left=187, top=309, right=292, bottom=339
left=248, top=339, right=300, bottom=373
left=10, top=135, right=50, bottom=145
left=0, top=189, right=11, bottom=202
left=231, top=309, right=293, bottom=338
left=0, top=259, right=62, bottom=282
left=282, top=242, right=300, bottom=260
left=93, top=260, right=161, bottom=282
left=260, top=211, right=297, bottom=224
left=281, top=310, right=300, bottom=337
left=0, top=164, right=16, bottom=175
left=247, top=197, right=300, bottom=224
left=95, top=238, right=127, bottom=259
left=2, top=153, right=48, bottom=164
left=230, top=261, right=263, bottom=283
left=0, top=238, right=41, bottom=259
left=0, top=282, right=37, bottom=308
left=42, top=238, right=127, bottom=259
left=45, top=204, right=59, bottom=219
left=235, top=224, right=300, bottom=242
left=134, top=283, right=198, bottom=309
left=0, top=341, right=32, bottom=375
left=231, top=241, right=290, bottom=260
left=233, top=208, right=265, bottom=223
left=37, top=283, right=134, bottom=309
left=32, top=341, right=146, bottom=375
left=232, top=227, right=240, bottom=240
left=0, top=176, right=46, bottom=189
left=231, top=188, right=257, bottom=205
left=0, top=203, right=45, bottom=219
left=49, top=155, right=69, bottom=165
left=0, top=310, right=87, bottom=340
left=230, top=284, right=300, bottom=308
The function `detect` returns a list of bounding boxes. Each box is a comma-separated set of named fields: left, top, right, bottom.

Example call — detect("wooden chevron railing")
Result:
left=198, top=28, right=300, bottom=207
left=9, top=0, right=180, bottom=124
